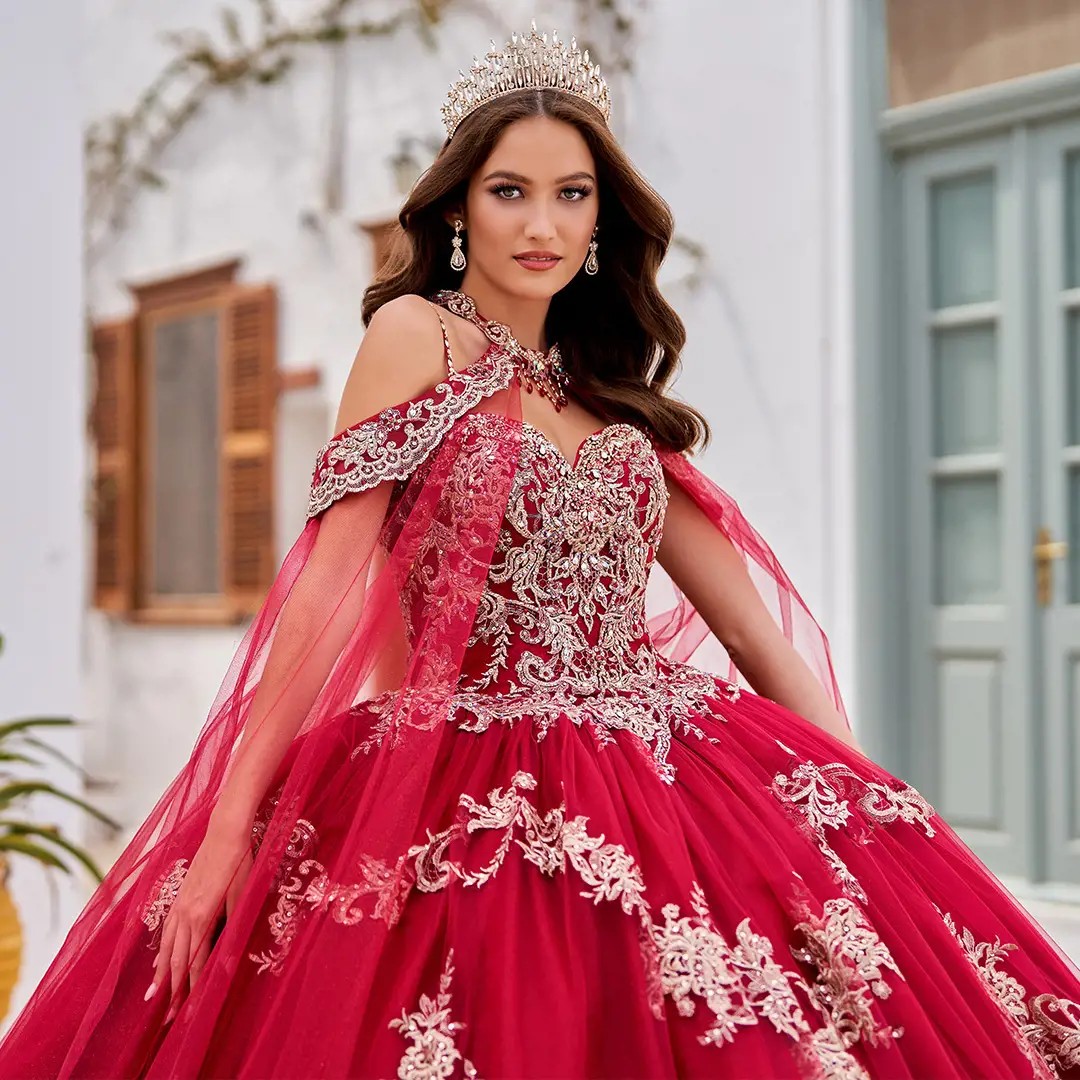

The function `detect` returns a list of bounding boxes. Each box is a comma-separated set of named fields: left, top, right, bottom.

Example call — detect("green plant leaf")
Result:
left=0, top=824, right=106, bottom=882
left=0, top=836, right=72, bottom=874
left=0, top=717, right=75, bottom=740
left=0, top=751, right=45, bottom=768
left=13, top=735, right=90, bottom=779
left=0, top=782, right=122, bottom=830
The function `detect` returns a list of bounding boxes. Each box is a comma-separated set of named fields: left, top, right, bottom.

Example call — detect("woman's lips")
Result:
left=514, top=255, right=561, bottom=271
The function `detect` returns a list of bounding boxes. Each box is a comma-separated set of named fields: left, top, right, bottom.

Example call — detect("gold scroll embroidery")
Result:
left=246, top=784, right=410, bottom=975
left=305, top=347, right=511, bottom=520
left=937, top=907, right=1080, bottom=1078
left=790, top=889, right=904, bottom=1049
left=771, top=740, right=937, bottom=903
left=354, top=415, right=740, bottom=782
left=257, top=768, right=902, bottom=1074
left=389, top=948, right=480, bottom=1080
left=140, top=857, right=189, bottom=945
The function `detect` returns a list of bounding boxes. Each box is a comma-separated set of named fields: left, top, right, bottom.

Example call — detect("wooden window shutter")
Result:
left=91, top=318, right=137, bottom=612
left=372, top=222, right=397, bottom=275
left=222, top=284, right=277, bottom=616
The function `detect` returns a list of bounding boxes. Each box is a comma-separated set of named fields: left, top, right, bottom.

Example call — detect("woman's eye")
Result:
left=489, top=184, right=593, bottom=201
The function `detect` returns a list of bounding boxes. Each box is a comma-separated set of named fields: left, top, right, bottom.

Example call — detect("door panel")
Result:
left=1035, top=117, right=1080, bottom=884
left=932, top=324, right=1000, bottom=458
left=901, top=134, right=1036, bottom=878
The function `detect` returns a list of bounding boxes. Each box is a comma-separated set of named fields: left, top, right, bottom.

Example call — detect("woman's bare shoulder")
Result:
left=334, top=294, right=447, bottom=432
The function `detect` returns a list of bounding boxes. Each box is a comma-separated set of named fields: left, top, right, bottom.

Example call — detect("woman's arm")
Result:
left=147, top=296, right=465, bottom=1014
left=656, top=477, right=864, bottom=753
left=207, top=296, right=451, bottom=840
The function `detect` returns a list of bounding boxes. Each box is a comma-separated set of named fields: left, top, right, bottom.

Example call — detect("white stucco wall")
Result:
left=0, top=0, right=857, bottom=1022
left=0, top=1, right=88, bottom=1029
left=625, top=0, right=855, bottom=701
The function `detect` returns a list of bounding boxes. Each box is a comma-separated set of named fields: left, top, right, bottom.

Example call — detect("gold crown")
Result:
left=441, top=21, right=612, bottom=140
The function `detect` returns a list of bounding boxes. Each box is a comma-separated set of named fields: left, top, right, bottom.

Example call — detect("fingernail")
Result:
left=144, top=982, right=157, bottom=1002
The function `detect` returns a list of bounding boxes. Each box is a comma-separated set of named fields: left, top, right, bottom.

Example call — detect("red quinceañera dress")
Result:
left=1, top=289, right=1079, bottom=1079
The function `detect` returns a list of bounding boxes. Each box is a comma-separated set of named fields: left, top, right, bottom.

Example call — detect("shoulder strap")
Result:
left=306, top=343, right=512, bottom=520
left=430, top=303, right=457, bottom=376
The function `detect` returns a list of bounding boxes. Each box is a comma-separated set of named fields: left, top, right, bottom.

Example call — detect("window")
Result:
left=358, top=218, right=401, bottom=277
left=91, top=261, right=278, bottom=622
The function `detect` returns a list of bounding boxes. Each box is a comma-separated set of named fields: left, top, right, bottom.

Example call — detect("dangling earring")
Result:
left=450, top=218, right=467, bottom=271
left=585, top=227, right=599, bottom=276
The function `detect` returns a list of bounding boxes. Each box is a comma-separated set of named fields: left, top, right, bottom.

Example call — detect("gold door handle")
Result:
left=1034, top=526, right=1069, bottom=606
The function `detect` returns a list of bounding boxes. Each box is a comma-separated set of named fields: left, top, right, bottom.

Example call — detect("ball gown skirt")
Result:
left=5, top=671, right=1080, bottom=1079
left=2, top=317, right=1079, bottom=1078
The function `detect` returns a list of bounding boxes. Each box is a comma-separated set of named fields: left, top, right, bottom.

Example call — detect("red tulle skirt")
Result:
left=2, top=680, right=1080, bottom=1079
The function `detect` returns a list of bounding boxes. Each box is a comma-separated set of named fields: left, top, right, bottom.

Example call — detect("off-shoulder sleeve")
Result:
left=306, top=353, right=509, bottom=520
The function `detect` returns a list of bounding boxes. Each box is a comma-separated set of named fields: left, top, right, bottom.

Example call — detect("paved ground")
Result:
left=1015, top=894, right=1080, bottom=967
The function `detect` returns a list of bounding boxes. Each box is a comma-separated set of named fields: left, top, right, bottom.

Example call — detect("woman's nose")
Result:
left=524, top=214, right=556, bottom=241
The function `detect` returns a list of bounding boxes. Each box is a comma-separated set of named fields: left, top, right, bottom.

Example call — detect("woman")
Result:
left=2, top=22, right=1079, bottom=1079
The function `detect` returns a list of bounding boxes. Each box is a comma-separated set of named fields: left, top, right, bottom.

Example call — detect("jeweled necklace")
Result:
left=430, top=288, right=570, bottom=411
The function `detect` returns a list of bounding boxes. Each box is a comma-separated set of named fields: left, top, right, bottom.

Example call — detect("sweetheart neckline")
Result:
left=518, top=420, right=645, bottom=471
left=453, top=347, right=649, bottom=470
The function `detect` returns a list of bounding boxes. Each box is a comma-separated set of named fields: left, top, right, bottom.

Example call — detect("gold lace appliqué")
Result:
left=353, top=668, right=738, bottom=787
left=358, top=412, right=740, bottom=782
left=461, top=421, right=668, bottom=697
left=410, top=770, right=648, bottom=913
left=253, top=767, right=903, bottom=1074
left=789, top=888, right=905, bottom=1050
left=140, top=857, right=189, bottom=945
left=771, top=740, right=937, bottom=903
left=645, top=879, right=807, bottom=1043
left=306, top=347, right=511, bottom=520
left=390, top=947, right=480, bottom=1080
left=937, top=907, right=1080, bottom=1078
left=245, top=784, right=411, bottom=976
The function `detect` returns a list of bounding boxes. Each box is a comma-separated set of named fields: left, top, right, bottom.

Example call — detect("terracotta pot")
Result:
left=0, top=854, right=23, bottom=1022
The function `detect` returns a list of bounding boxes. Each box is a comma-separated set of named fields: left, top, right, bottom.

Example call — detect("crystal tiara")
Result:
left=441, top=20, right=612, bottom=140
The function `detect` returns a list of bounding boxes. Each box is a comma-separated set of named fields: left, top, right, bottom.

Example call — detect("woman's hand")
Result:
left=144, top=824, right=254, bottom=1024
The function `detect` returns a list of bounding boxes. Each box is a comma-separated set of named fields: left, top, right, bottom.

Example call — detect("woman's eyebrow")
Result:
left=481, top=170, right=596, bottom=184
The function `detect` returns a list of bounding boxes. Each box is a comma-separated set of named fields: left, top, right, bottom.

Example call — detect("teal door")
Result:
left=898, top=116, right=1080, bottom=886
left=1035, top=117, right=1080, bottom=885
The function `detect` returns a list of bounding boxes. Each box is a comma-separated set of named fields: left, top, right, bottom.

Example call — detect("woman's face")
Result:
left=458, top=115, right=600, bottom=300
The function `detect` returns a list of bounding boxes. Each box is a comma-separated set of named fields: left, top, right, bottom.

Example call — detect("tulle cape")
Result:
left=0, top=337, right=849, bottom=1078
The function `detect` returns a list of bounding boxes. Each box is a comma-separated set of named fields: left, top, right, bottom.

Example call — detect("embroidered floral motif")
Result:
left=306, top=346, right=510, bottom=520
left=248, top=851, right=411, bottom=976
left=389, top=948, right=479, bottom=1080
left=265, top=767, right=873, bottom=1072
left=937, top=908, right=1080, bottom=1077
left=353, top=402, right=740, bottom=782
left=249, top=786, right=320, bottom=891
left=797, top=1028, right=872, bottom=1080
left=246, top=784, right=416, bottom=975
left=771, top=742, right=937, bottom=903
left=409, top=771, right=648, bottom=915
left=140, top=858, right=189, bottom=943
left=353, top=672, right=737, bottom=785
left=1028, top=998, right=1080, bottom=1077
left=790, top=892, right=904, bottom=1049
left=647, top=879, right=808, bottom=1045
left=462, top=421, right=668, bottom=698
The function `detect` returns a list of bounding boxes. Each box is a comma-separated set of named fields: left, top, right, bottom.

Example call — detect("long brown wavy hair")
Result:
left=362, top=88, right=711, bottom=454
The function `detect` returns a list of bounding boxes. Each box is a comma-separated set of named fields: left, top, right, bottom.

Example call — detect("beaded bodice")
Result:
left=398, top=402, right=670, bottom=695
left=308, top=323, right=734, bottom=783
